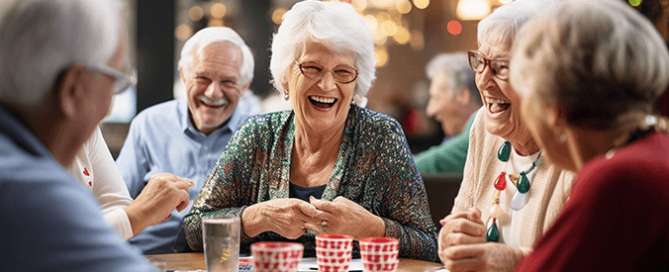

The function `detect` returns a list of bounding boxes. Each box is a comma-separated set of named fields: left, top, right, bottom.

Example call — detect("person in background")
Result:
left=67, top=126, right=194, bottom=241
left=184, top=0, right=438, bottom=262
left=115, top=26, right=255, bottom=254
left=511, top=0, right=669, bottom=270
left=414, top=52, right=481, bottom=173
left=0, top=0, right=155, bottom=270
left=437, top=0, right=575, bottom=271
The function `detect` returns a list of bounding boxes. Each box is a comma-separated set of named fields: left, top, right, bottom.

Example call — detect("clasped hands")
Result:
left=438, top=207, right=523, bottom=272
left=243, top=196, right=384, bottom=240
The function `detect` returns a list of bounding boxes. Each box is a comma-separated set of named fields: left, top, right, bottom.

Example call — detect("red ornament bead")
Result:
left=494, top=171, right=506, bottom=191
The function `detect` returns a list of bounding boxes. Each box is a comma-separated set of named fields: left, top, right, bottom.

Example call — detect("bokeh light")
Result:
left=272, top=8, right=287, bottom=25
left=376, top=11, right=391, bottom=23
left=175, top=24, right=192, bottom=41
left=208, top=18, right=224, bottom=27
left=382, top=20, right=398, bottom=36
left=352, top=0, right=368, bottom=11
left=447, top=20, right=462, bottom=35
left=364, top=15, right=378, bottom=30
left=210, top=3, right=227, bottom=19
left=410, top=30, right=424, bottom=51
left=375, top=47, right=389, bottom=67
left=393, top=26, right=411, bottom=44
left=396, top=0, right=412, bottom=14
left=373, top=30, right=388, bottom=45
left=188, top=6, right=204, bottom=22
left=457, top=0, right=491, bottom=20
left=414, top=0, right=430, bottom=9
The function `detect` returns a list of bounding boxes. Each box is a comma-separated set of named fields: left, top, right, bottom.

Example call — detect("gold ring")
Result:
left=320, top=220, right=327, bottom=233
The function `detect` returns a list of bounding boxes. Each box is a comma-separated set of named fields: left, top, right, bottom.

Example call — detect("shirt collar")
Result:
left=178, top=99, right=247, bottom=137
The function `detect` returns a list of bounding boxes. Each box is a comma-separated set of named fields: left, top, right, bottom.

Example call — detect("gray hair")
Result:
left=0, top=0, right=124, bottom=106
left=178, top=27, right=255, bottom=85
left=269, top=0, right=376, bottom=96
left=510, top=0, right=669, bottom=131
left=477, top=0, right=562, bottom=47
left=426, top=52, right=481, bottom=105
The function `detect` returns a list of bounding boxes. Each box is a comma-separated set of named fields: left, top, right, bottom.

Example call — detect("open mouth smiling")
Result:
left=308, top=95, right=337, bottom=109
left=198, top=95, right=228, bottom=108
left=486, top=97, right=510, bottom=115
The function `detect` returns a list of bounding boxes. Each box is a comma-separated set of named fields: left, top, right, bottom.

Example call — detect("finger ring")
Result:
left=320, top=220, right=327, bottom=233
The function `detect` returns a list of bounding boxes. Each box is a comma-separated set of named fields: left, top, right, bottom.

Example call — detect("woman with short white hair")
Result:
left=437, top=0, right=575, bottom=271
left=511, top=0, right=669, bottom=270
left=184, top=0, right=438, bottom=261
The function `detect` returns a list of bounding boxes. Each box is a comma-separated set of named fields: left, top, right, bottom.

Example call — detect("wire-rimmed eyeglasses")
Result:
left=87, top=62, right=137, bottom=94
left=467, top=50, right=509, bottom=80
left=295, top=60, right=358, bottom=84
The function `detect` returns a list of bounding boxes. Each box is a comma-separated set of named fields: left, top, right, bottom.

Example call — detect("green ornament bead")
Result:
left=517, top=172, right=531, bottom=194
left=486, top=222, right=499, bottom=242
left=498, top=141, right=511, bottom=162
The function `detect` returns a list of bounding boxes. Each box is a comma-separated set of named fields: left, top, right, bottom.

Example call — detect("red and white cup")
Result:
left=251, top=242, right=304, bottom=272
left=316, top=234, right=353, bottom=272
left=359, top=237, right=399, bottom=272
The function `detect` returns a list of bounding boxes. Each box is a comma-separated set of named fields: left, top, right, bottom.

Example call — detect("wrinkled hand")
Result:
left=438, top=207, right=486, bottom=262
left=247, top=198, right=321, bottom=239
left=441, top=242, right=524, bottom=272
left=124, top=173, right=194, bottom=236
left=309, top=196, right=385, bottom=240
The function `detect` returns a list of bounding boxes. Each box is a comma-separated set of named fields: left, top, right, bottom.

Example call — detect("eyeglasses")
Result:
left=87, top=62, right=137, bottom=94
left=295, top=60, right=359, bottom=84
left=467, top=50, right=509, bottom=80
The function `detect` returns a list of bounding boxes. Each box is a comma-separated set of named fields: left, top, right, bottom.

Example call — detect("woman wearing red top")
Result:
left=510, top=0, right=669, bottom=270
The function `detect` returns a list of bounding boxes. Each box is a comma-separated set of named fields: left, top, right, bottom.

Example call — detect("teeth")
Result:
left=309, top=95, right=336, bottom=104
left=485, top=98, right=509, bottom=104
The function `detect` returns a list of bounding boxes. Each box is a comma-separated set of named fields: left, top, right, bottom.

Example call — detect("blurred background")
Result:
left=102, top=0, right=510, bottom=157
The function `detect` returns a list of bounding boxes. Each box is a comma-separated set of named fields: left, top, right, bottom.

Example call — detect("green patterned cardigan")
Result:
left=183, top=105, right=439, bottom=262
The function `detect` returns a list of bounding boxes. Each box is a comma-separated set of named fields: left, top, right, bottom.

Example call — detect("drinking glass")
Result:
left=203, top=214, right=240, bottom=272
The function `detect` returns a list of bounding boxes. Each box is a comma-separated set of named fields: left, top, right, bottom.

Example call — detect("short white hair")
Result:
left=510, top=0, right=669, bottom=130
left=177, top=27, right=254, bottom=85
left=0, top=0, right=124, bottom=106
left=477, top=0, right=562, bottom=47
left=425, top=52, right=480, bottom=105
left=269, top=0, right=376, bottom=96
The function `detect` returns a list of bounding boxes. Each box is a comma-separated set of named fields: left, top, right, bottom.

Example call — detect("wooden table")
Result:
left=146, top=253, right=443, bottom=271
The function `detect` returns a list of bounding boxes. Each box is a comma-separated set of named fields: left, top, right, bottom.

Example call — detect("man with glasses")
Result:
left=0, top=0, right=156, bottom=270
left=115, top=26, right=256, bottom=254
left=414, top=52, right=482, bottom=174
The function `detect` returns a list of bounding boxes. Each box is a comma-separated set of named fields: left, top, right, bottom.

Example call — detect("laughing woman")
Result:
left=183, top=0, right=438, bottom=262
left=437, top=0, right=575, bottom=271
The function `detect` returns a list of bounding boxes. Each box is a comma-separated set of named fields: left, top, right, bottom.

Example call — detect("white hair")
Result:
left=477, top=0, right=562, bottom=47
left=269, top=0, right=376, bottom=96
left=0, top=0, right=124, bottom=106
left=425, top=52, right=480, bottom=104
left=510, top=0, right=669, bottom=130
left=177, top=27, right=254, bottom=85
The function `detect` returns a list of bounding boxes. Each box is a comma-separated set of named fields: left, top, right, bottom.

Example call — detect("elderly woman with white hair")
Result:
left=511, top=0, right=669, bottom=270
left=184, top=0, right=438, bottom=261
left=436, top=0, right=575, bottom=271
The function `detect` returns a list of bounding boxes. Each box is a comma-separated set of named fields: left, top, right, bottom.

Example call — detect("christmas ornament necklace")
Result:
left=486, top=141, right=542, bottom=242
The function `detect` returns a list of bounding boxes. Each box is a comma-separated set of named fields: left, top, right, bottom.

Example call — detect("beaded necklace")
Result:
left=486, top=141, right=542, bottom=242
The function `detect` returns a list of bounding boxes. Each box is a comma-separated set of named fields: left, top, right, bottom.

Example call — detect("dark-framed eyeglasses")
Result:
left=467, top=50, right=509, bottom=80
left=87, top=62, right=137, bottom=94
left=295, top=60, right=359, bottom=84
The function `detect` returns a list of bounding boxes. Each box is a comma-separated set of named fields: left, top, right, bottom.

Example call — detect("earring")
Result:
left=283, top=90, right=289, bottom=101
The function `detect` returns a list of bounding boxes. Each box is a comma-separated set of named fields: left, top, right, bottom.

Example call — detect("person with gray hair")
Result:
left=184, top=0, right=438, bottom=262
left=414, top=52, right=482, bottom=173
left=437, top=0, right=576, bottom=271
left=115, top=26, right=256, bottom=254
left=0, top=0, right=156, bottom=270
left=511, top=0, right=669, bottom=270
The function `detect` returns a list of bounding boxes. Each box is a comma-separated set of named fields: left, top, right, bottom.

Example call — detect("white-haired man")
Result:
left=116, top=26, right=256, bottom=254
left=0, top=0, right=155, bottom=270
left=414, top=52, right=481, bottom=173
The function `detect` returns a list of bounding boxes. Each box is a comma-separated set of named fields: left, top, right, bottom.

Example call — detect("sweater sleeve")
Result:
left=414, top=114, right=474, bottom=174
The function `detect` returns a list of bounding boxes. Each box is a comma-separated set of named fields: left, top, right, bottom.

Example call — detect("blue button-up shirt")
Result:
left=116, top=98, right=254, bottom=254
left=0, top=105, right=154, bottom=271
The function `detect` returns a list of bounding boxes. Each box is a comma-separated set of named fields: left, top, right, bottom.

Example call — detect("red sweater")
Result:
left=517, top=132, right=669, bottom=271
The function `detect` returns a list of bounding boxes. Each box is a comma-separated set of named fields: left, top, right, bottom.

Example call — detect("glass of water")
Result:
left=203, top=214, right=240, bottom=272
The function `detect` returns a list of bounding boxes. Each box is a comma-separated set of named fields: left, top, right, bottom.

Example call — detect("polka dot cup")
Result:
left=251, top=242, right=304, bottom=272
left=316, top=234, right=353, bottom=272
left=359, top=237, right=399, bottom=272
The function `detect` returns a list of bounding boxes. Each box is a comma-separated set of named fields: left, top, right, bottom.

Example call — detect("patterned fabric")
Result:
left=184, top=105, right=438, bottom=262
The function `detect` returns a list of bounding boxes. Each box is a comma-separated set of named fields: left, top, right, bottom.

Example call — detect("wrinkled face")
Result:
left=519, top=92, right=577, bottom=172
left=476, top=38, right=532, bottom=143
left=426, top=72, right=466, bottom=136
left=182, top=42, right=247, bottom=135
left=287, top=42, right=357, bottom=133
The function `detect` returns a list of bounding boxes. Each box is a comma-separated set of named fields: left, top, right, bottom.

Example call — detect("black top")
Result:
left=289, top=182, right=327, bottom=202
